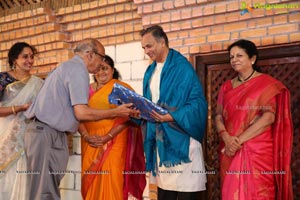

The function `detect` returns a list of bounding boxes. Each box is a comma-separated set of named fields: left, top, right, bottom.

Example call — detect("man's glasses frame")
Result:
left=94, top=51, right=106, bottom=62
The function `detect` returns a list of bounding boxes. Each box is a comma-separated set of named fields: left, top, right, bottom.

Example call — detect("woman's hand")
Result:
left=222, top=132, right=242, bottom=156
left=84, top=134, right=112, bottom=148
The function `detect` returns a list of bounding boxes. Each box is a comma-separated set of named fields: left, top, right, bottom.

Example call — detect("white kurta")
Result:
left=149, top=62, right=207, bottom=192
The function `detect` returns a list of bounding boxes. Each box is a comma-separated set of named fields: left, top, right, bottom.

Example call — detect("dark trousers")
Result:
left=157, top=187, right=203, bottom=200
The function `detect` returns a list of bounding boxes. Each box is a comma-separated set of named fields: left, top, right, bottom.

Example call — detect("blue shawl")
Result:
left=143, top=49, right=208, bottom=174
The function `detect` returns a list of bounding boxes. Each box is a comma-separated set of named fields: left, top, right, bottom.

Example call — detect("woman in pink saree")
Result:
left=215, top=39, right=293, bottom=200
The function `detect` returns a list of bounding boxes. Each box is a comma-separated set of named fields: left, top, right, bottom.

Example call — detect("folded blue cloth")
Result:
left=109, top=83, right=168, bottom=122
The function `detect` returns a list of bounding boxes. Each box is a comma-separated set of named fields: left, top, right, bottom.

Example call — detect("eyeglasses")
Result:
left=94, top=51, right=106, bottom=62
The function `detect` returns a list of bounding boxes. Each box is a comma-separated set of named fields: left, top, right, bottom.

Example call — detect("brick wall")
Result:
left=1, top=0, right=299, bottom=199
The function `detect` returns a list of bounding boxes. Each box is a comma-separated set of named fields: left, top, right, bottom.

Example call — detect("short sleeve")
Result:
left=68, top=66, right=89, bottom=106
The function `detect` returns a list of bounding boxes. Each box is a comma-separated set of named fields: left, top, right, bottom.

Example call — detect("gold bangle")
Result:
left=11, top=106, right=17, bottom=115
left=108, top=133, right=114, bottom=138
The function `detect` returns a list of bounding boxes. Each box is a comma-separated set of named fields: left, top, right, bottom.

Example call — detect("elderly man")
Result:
left=140, top=25, right=208, bottom=200
left=24, top=38, right=136, bottom=200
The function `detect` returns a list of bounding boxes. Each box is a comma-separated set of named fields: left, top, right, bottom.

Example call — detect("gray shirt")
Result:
left=25, top=55, right=89, bottom=133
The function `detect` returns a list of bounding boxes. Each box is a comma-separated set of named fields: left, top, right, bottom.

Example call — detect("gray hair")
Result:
left=74, top=38, right=99, bottom=53
left=140, top=25, right=169, bottom=48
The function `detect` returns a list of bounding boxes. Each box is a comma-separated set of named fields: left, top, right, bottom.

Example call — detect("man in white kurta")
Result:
left=141, top=25, right=208, bottom=200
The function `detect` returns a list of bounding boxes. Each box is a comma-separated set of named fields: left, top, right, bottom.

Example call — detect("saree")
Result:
left=0, top=75, right=44, bottom=200
left=218, top=74, right=293, bottom=200
left=81, top=79, right=146, bottom=200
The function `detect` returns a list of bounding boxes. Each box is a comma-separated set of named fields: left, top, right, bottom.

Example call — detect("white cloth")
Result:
left=149, top=62, right=207, bottom=192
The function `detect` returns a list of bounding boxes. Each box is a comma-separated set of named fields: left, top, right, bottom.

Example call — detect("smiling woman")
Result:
left=0, top=42, right=44, bottom=199
left=79, top=55, right=146, bottom=200
left=215, top=39, right=293, bottom=200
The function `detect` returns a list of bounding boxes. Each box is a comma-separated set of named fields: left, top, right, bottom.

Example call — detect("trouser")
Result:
left=157, top=187, right=202, bottom=200
left=24, top=119, right=69, bottom=200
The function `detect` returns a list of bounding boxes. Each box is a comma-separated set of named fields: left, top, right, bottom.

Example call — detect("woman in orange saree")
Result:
left=215, top=39, right=293, bottom=200
left=79, top=55, right=146, bottom=200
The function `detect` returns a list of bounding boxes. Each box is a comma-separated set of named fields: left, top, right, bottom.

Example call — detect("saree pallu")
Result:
left=218, top=74, right=293, bottom=200
left=81, top=79, right=145, bottom=200
left=0, top=76, right=44, bottom=200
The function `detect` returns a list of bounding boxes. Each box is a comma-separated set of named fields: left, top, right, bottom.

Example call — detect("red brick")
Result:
left=90, top=1, right=99, bottom=9
left=161, top=12, right=171, bottom=23
left=224, top=22, right=247, bottom=32
left=170, top=39, right=183, bottom=47
left=186, top=0, right=196, bottom=6
left=215, top=15, right=226, bottom=24
left=203, top=5, right=215, bottom=15
left=203, top=16, right=214, bottom=26
left=153, top=2, right=163, bottom=12
left=125, top=33, right=134, bottom=42
left=116, top=35, right=125, bottom=43
left=274, top=34, right=289, bottom=44
left=143, top=4, right=153, bottom=13
left=181, top=20, right=191, bottom=29
left=268, top=24, right=297, bottom=35
left=73, top=13, right=81, bottom=21
left=150, top=15, right=160, bottom=24
left=214, top=3, right=226, bottom=14
left=73, top=5, right=81, bottom=12
left=251, top=8, right=265, bottom=18
left=171, top=10, right=181, bottom=21
left=256, top=17, right=272, bottom=27
left=200, top=43, right=211, bottom=53
left=211, top=25, right=223, bottom=34
left=192, top=7, right=202, bottom=17
left=230, top=32, right=240, bottom=41
left=181, top=8, right=192, bottom=19
left=226, top=1, right=239, bottom=12
left=212, top=42, right=223, bottom=51
left=184, top=36, right=206, bottom=45
left=170, top=22, right=181, bottom=31
left=189, top=45, right=200, bottom=54
left=82, top=3, right=90, bottom=10
left=273, top=15, right=287, bottom=24
left=241, top=28, right=267, bottom=38
left=289, top=12, right=300, bottom=23
left=226, top=13, right=240, bottom=23
left=163, top=1, right=174, bottom=9
left=191, top=18, right=203, bottom=28
left=142, top=16, right=150, bottom=25
left=207, top=33, right=230, bottom=42
left=179, top=46, right=189, bottom=54
left=174, top=0, right=185, bottom=8
left=197, top=0, right=208, bottom=3
left=106, top=5, right=115, bottom=14
left=116, top=25, right=125, bottom=34
left=89, top=10, right=98, bottom=18
left=190, top=27, right=210, bottom=37
left=290, top=32, right=300, bottom=42
left=115, top=4, right=124, bottom=12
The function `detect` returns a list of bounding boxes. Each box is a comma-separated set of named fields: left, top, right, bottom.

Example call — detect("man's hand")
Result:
left=151, top=110, right=173, bottom=122
left=114, top=103, right=139, bottom=118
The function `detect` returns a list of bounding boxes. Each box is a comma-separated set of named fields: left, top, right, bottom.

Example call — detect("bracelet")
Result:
left=218, top=130, right=227, bottom=135
left=11, top=106, right=17, bottom=115
left=108, top=133, right=114, bottom=138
